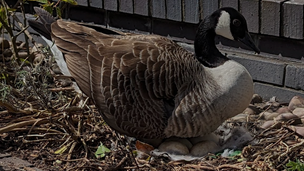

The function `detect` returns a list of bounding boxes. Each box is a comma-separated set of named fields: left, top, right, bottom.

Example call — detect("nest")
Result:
left=1, top=5, right=304, bottom=170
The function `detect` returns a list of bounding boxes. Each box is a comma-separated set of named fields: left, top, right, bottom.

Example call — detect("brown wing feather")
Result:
left=50, top=20, right=194, bottom=139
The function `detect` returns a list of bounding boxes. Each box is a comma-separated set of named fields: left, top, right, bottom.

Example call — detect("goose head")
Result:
left=195, top=7, right=260, bottom=67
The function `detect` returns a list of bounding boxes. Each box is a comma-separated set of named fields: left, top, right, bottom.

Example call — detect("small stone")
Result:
left=31, top=43, right=44, bottom=53
left=251, top=94, right=263, bottom=104
left=262, top=101, right=280, bottom=111
left=231, top=113, right=248, bottom=122
left=243, top=107, right=255, bottom=115
left=275, top=113, right=301, bottom=125
left=260, top=112, right=280, bottom=120
left=248, top=105, right=262, bottom=115
left=269, top=96, right=278, bottom=103
left=260, top=121, right=272, bottom=129
left=190, top=140, right=219, bottom=156
left=158, top=141, right=189, bottom=155
left=0, top=38, right=10, bottom=49
left=276, top=107, right=291, bottom=114
left=18, top=51, right=29, bottom=58
left=286, top=140, right=298, bottom=145
left=288, top=96, right=304, bottom=111
left=288, top=126, right=304, bottom=137
left=293, top=108, right=304, bottom=118
left=260, top=120, right=281, bottom=129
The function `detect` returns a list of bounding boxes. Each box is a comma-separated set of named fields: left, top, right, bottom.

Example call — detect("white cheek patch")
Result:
left=215, top=11, right=234, bottom=40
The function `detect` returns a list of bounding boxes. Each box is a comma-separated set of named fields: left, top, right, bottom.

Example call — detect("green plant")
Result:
left=28, top=0, right=77, bottom=18
left=286, top=159, right=304, bottom=171
left=95, top=142, right=111, bottom=159
left=0, top=82, right=11, bottom=101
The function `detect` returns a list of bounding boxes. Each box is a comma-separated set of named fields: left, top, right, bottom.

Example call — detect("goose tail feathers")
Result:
left=28, top=7, right=56, bottom=40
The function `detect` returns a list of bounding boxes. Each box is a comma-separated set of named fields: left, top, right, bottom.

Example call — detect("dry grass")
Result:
left=1, top=39, right=304, bottom=171
left=1, top=2, right=304, bottom=170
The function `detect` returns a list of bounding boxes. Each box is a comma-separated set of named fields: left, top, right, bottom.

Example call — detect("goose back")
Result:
left=51, top=20, right=217, bottom=139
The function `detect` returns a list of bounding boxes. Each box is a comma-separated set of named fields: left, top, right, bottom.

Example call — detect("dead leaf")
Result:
left=135, top=140, right=154, bottom=154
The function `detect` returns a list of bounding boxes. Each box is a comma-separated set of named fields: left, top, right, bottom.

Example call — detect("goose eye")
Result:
left=233, top=19, right=241, bottom=27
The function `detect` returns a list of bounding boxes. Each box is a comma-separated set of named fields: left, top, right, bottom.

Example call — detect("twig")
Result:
left=82, top=135, right=89, bottom=159
left=12, top=0, right=23, bottom=9
left=67, top=141, right=77, bottom=161
left=1, top=29, right=4, bottom=62
left=0, top=0, right=19, bottom=59
left=48, top=87, right=75, bottom=92
left=20, top=2, right=30, bottom=55
left=54, top=75, right=75, bottom=79
left=0, top=100, right=23, bottom=113
left=63, top=112, right=79, bottom=141
left=278, top=141, right=290, bottom=161
left=0, top=110, right=9, bottom=115
left=217, top=164, right=243, bottom=170
left=9, top=127, right=63, bottom=134
left=13, top=25, right=29, bottom=39
left=109, top=155, right=128, bottom=170
left=54, top=0, right=62, bottom=7
left=257, top=103, right=273, bottom=120
left=28, top=116, right=44, bottom=134
left=61, top=158, right=85, bottom=162
left=123, top=164, right=151, bottom=170
left=0, top=118, right=49, bottom=134
left=18, top=132, right=65, bottom=138
left=184, top=164, right=215, bottom=170
left=57, top=137, right=72, bottom=150
left=77, top=115, right=89, bottom=159
left=22, top=138, right=65, bottom=143
left=265, top=131, right=291, bottom=150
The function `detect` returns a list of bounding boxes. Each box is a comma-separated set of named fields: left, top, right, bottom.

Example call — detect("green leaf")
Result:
left=27, top=0, right=48, bottom=3
left=95, top=142, right=111, bottom=159
left=229, top=150, right=242, bottom=157
left=0, top=73, right=8, bottom=80
left=19, top=58, right=31, bottom=64
left=61, top=0, right=78, bottom=5
left=132, top=150, right=137, bottom=156
left=237, top=158, right=244, bottom=162
left=0, top=6, right=8, bottom=30
left=286, top=160, right=304, bottom=171
left=56, top=7, right=62, bottom=18
left=55, top=160, right=62, bottom=164
left=7, top=8, right=16, bottom=12
left=54, top=145, right=68, bottom=154
left=42, top=3, right=54, bottom=14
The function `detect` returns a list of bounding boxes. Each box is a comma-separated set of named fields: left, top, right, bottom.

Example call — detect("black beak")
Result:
left=238, top=32, right=260, bottom=54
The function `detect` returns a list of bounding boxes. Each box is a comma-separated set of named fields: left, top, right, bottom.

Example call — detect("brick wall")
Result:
left=6, top=0, right=304, bottom=102
left=53, top=0, right=304, bottom=60
left=215, top=46, right=304, bottom=102
left=177, top=41, right=304, bottom=102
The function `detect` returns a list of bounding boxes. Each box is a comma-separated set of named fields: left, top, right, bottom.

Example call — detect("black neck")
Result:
left=194, top=18, right=229, bottom=68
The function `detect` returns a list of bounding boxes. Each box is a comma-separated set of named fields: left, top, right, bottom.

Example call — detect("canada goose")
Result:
left=29, top=7, right=259, bottom=144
